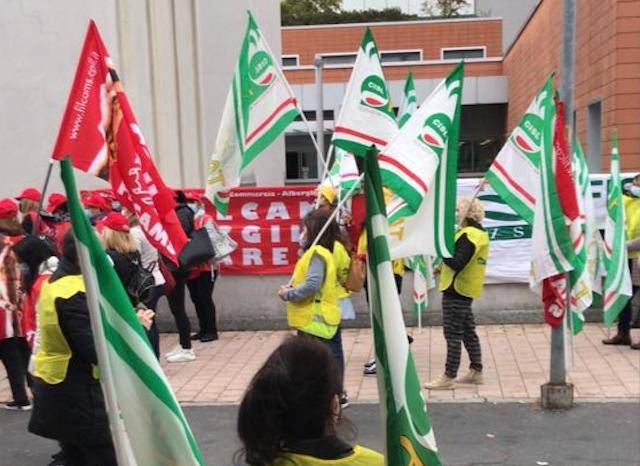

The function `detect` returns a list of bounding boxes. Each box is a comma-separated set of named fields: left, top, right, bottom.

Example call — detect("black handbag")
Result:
left=177, top=228, right=215, bottom=270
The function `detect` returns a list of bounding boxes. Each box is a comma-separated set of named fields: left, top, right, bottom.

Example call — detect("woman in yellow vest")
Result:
left=236, top=335, right=384, bottom=466
left=425, top=197, right=489, bottom=390
left=28, top=231, right=118, bottom=466
left=278, top=209, right=349, bottom=406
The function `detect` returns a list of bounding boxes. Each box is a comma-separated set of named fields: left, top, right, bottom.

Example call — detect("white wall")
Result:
left=0, top=0, right=282, bottom=199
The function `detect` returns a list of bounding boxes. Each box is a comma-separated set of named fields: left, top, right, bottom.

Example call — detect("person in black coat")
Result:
left=28, top=231, right=117, bottom=466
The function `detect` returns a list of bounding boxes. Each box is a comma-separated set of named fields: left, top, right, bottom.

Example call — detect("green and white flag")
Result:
left=206, top=12, right=300, bottom=214
left=382, top=64, right=464, bottom=259
left=322, top=147, right=361, bottom=201
left=398, top=72, right=417, bottom=128
left=364, top=148, right=441, bottom=466
left=569, top=141, right=601, bottom=334
left=486, top=78, right=552, bottom=225
left=60, top=159, right=204, bottom=466
left=602, top=136, right=633, bottom=326
left=332, top=28, right=397, bottom=157
left=407, top=255, right=436, bottom=315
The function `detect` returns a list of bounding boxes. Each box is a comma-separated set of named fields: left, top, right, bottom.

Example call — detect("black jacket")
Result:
left=28, top=258, right=111, bottom=445
left=107, top=249, right=142, bottom=303
left=442, top=220, right=485, bottom=300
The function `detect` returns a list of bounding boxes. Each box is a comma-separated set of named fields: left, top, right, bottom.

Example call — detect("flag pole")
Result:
left=256, top=28, right=330, bottom=180
left=33, top=159, right=55, bottom=234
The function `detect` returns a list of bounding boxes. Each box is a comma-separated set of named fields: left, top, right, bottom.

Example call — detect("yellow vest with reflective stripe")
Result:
left=624, top=195, right=640, bottom=258
left=333, top=241, right=351, bottom=299
left=439, top=226, right=490, bottom=298
left=273, top=445, right=384, bottom=466
left=287, top=245, right=340, bottom=335
left=357, top=230, right=404, bottom=276
left=33, top=275, right=89, bottom=384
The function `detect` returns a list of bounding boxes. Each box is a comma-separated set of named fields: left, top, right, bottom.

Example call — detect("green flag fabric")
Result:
left=398, top=72, right=417, bottom=128
left=364, top=148, right=441, bottom=466
left=602, top=136, right=633, bottom=326
left=60, top=158, right=204, bottom=466
left=321, top=147, right=362, bottom=201
left=206, top=12, right=301, bottom=214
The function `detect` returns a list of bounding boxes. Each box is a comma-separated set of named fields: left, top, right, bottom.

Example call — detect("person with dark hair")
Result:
left=0, top=199, right=31, bottom=410
left=278, top=209, right=348, bottom=407
left=236, top=336, right=383, bottom=466
left=28, top=230, right=118, bottom=466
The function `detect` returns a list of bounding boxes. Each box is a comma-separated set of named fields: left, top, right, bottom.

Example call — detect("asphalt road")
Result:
left=1, top=402, right=639, bottom=466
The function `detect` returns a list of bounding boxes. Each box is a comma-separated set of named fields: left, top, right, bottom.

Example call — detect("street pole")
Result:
left=542, top=0, right=576, bottom=410
left=314, top=56, right=325, bottom=180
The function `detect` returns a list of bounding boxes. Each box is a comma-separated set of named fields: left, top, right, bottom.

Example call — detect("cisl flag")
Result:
left=486, top=78, right=552, bottom=225
left=206, top=12, right=300, bottom=215
left=321, top=147, right=361, bottom=201
left=364, top=147, right=441, bottom=466
left=397, top=72, right=417, bottom=128
left=331, top=28, right=397, bottom=156
left=51, top=21, right=187, bottom=264
left=382, top=64, right=464, bottom=259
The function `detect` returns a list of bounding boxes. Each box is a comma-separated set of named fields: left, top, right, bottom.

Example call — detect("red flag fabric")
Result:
left=543, top=98, right=581, bottom=328
left=51, top=21, right=111, bottom=179
left=51, top=21, right=187, bottom=263
left=109, top=87, right=188, bottom=262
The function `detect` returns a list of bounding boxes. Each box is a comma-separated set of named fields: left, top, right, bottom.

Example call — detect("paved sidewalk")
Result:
left=2, top=324, right=639, bottom=404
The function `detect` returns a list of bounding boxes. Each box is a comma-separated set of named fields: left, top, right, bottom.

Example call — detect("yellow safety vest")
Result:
left=357, top=230, right=405, bottom=276
left=439, top=226, right=490, bottom=298
left=333, top=241, right=351, bottom=299
left=33, top=275, right=96, bottom=384
left=272, top=445, right=384, bottom=466
left=624, top=195, right=640, bottom=258
left=287, top=245, right=340, bottom=339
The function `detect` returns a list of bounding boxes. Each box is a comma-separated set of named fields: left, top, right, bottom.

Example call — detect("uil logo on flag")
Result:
left=417, top=113, right=452, bottom=157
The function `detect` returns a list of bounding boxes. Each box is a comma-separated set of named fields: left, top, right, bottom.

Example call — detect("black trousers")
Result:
left=186, top=270, right=217, bottom=337
left=146, top=284, right=165, bottom=357
left=442, top=293, right=483, bottom=378
left=617, top=261, right=638, bottom=334
left=61, top=439, right=117, bottom=466
left=0, top=337, right=30, bottom=404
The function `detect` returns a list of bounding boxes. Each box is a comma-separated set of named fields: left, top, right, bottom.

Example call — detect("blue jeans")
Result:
left=299, top=327, right=345, bottom=383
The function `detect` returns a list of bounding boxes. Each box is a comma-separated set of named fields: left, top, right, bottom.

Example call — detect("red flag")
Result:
left=543, top=98, right=581, bottom=328
left=52, top=21, right=187, bottom=263
left=52, top=21, right=112, bottom=179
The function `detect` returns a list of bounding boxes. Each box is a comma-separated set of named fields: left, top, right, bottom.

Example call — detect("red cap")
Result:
left=0, top=199, right=18, bottom=219
left=102, top=212, right=130, bottom=232
left=47, top=193, right=67, bottom=213
left=16, top=188, right=42, bottom=203
left=82, top=193, right=110, bottom=211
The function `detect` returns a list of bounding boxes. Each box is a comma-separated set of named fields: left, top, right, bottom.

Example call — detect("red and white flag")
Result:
left=52, top=21, right=187, bottom=263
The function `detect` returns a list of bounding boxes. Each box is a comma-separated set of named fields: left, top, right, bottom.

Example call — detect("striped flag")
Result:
left=398, top=72, right=417, bottom=128
left=364, top=147, right=441, bottom=466
left=602, top=136, right=633, bottom=326
left=486, top=77, right=553, bottom=225
left=206, top=12, right=300, bottom=214
left=569, top=141, right=601, bottom=334
left=407, top=255, right=436, bottom=315
left=531, top=93, right=581, bottom=328
left=60, top=159, right=204, bottom=465
left=331, top=28, right=398, bottom=156
left=383, top=64, right=464, bottom=259
left=322, top=147, right=361, bottom=201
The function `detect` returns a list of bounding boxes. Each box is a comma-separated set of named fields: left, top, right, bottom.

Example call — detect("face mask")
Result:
left=627, top=185, right=640, bottom=198
left=299, top=229, right=307, bottom=247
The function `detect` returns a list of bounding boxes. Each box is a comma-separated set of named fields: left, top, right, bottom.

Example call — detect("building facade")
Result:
left=282, top=17, right=508, bottom=182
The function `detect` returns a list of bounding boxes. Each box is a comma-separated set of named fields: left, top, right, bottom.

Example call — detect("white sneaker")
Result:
left=163, top=344, right=182, bottom=359
left=165, top=348, right=196, bottom=363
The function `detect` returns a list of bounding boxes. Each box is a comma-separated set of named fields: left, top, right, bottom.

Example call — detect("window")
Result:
left=282, top=55, right=299, bottom=68
left=380, top=51, right=421, bottom=63
left=320, top=53, right=357, bottom=65
left=587, top=101, right=602, bottom=172
left=458, top=104, right=507, bottom=174
left=285, top=134, right=332, bottom=182
left=442, top=47, right=486, bottom=60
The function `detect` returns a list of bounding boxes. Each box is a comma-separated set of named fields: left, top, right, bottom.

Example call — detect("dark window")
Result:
left=380, top=51, right=421, bottom=63
left=587, top=101, right=602, bottom=172
left=285, top=134, right=332, bottom=181
left=442, top=48, right=485, bottom=60
left=458, top=104, right=507, bottom=174
left=321, top=54, right=357, bottom=65
left=294, top=110, right=335, bottom=122
left=282, top=56, right=298, bottom=67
